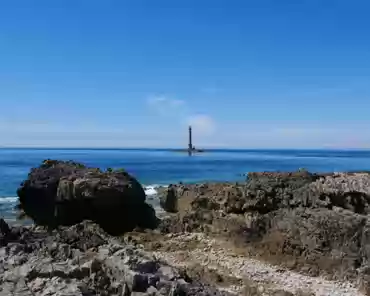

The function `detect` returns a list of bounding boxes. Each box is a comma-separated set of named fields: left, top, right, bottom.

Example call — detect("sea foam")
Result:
left=0, top=197, right=18, bottom=204
left=144, top=185, right=158, bottom=196
left=144, top=184, right=168, bottom=196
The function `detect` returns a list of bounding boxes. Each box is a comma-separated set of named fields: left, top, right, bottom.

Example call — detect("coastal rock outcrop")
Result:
left=16, top=160, right=159, bottom=234
left=159, top=184, right=178, bottom=213
left=158, top=171, right=370, bottom=282
left=0, top=220, right=233, bottom=296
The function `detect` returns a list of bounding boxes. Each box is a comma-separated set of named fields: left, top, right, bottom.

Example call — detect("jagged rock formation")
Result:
left=159, top=184, right=178, bottom=213
left=0, top=220, right=232, bottom=296
left=158, top=171, right=370, bottom=286
left=16, top=160, right=159, bottom=234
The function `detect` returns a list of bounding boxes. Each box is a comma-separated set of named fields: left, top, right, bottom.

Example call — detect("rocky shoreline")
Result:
left=154, top=171, right=370, bottom=295
left=3, top=161, right=370, bottom=295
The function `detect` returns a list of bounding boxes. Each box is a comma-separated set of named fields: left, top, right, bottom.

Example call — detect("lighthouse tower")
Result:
left=188, top=126, right=193, bottom=156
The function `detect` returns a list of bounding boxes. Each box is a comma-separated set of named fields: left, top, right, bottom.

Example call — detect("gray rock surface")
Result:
left=0, top=220, right=232, bottom=296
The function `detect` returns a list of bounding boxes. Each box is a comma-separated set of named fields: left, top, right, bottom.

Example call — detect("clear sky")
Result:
left=1, top=0, right=370, bottom=148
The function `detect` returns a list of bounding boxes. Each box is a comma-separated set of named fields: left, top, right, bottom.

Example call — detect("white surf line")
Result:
left=144, top=184, right=169, bottom=196
left=152, top=234, right=364, bottom=296
left=0, top=196, right=18, bottom=203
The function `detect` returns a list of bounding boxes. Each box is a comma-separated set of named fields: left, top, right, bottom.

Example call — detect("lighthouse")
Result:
left=188, top=126, right=193, bottom=156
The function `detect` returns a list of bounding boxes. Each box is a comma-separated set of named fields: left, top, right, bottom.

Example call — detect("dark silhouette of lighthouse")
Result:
left=188, top=126, right=193, bottom=156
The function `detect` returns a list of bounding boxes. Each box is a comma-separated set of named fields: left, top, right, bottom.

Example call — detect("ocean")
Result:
left=1, top=148, right=370, bottom=222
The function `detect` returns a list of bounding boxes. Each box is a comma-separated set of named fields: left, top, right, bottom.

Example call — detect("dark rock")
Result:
left=0, top=219, right=11, bottom=246
left=132, top=273, right=149, bottom=292
left=160, top=184, right=178, bottom=213
left=272, top=291, right=294, bottom=296
left=134, top=260, right=160, bottom=274
left=17, top=160, right=159, bottom=234
left=0, top=218, right=11, bottom=236
left=148, top=274, right=160, bottom=287
left=0, top=219, right=21, bottom=247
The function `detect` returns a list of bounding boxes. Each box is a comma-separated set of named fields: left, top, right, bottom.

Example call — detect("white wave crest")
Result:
left=0, top=197, right=18, bottom=204
left=144, top=184, right=168, bottom=196
left=145, top=186, right=157, bottom=196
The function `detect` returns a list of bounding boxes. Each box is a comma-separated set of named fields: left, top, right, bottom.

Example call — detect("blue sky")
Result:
left=1, top=0, right=370, bottom=148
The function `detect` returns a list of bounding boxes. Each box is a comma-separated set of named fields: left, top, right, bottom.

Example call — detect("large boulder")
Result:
left=17, top=160, right=159, bottom=234
left=240, top=207, right=367, bottom=279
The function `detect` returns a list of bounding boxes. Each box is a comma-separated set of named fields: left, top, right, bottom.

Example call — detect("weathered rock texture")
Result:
left=158, top=171, right=370, bottom=288
left=159, top=184, right=178, bottom=213
left=0, top=220, right=232, bottom=296
left=17, top=160, right=159, bottom=234
left=144, top=232, right=361, bottom=296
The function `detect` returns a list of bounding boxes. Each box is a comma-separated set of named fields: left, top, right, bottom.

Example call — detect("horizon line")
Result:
left=0, top=146, right=370, bottom=151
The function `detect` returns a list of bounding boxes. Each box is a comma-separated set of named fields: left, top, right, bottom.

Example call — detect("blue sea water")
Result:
left=1, top=148, right=370, bottom=221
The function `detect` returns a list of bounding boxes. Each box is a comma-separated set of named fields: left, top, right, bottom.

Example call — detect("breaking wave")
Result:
left=0, top=196, right=18, bottom=204
left=144, top=184, right=168, bottom=196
